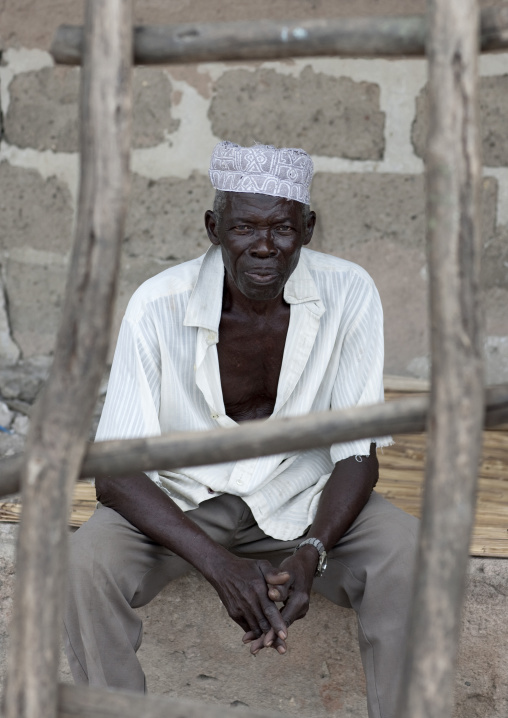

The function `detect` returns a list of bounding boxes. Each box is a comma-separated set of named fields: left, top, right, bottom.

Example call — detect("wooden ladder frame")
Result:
left=2, top=3, right=508, bottom=717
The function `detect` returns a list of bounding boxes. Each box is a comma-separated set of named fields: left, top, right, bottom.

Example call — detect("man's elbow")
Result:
left=369, top=443, right=380, bottom=489
left=95, top=470, right=153, bottom=509
left=95, top=475, right=116, bottom=507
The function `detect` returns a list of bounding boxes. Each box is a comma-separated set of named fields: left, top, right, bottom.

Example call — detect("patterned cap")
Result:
left=209, top=141, right=313, bottom=204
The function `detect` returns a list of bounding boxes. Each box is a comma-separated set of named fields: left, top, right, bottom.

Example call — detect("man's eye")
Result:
left=275, top=225, right=292, bottom=233
left=234, top=225, right=251, bottom=232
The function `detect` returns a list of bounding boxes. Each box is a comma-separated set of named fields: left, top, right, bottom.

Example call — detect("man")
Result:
left=65, top=141, right=418, bottom=718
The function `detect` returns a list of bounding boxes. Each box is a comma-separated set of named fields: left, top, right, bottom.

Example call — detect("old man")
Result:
left=65, top=141, right=418, bottom=718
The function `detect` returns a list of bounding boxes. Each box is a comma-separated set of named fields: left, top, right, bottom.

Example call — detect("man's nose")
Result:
left=250, top=229, right=277, bottom=256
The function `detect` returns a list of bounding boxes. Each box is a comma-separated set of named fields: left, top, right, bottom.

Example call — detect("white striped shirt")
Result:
left=96, top=245, right=392, bottom=540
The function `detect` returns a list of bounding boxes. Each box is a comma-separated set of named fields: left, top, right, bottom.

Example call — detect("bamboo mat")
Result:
left=1, top=384, right=507, bottom=557
left=380, top=381, right=508, bottom=557
left=0, top=481, right=96, bottom=529
left=376, top=429, right=508, bottom=557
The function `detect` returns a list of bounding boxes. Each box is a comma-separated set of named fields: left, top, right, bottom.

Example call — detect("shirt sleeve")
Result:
left=95, top=311, right=162, bottom=482
left=330, top=276, right=393, bottom=464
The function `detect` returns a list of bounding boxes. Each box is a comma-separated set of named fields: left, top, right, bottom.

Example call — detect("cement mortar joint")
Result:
left=0, top=47, right=53, bottom=116
left=1, top=49, right=508, bottom=219
left=0, top=45, right=507, bottom=369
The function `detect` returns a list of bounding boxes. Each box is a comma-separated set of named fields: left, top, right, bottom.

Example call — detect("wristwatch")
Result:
left=293, top=537, right=327, bottom=577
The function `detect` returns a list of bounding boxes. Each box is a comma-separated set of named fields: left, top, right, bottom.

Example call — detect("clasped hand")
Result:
left=208, top=551, right=316, bottom=656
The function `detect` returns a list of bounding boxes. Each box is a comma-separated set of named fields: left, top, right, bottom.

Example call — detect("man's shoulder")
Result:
left=301, top=248, right=376, bottom=289
left=124, top=254, right=206, bottom=323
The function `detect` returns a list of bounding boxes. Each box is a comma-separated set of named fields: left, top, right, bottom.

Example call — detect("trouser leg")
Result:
left=64, top=494, right=255, bottom=691
left=232, top=491, right=418, bottom=718
left=314, top=492, right=419, bottom=718
left=65, top=490, right=417, bottom=713
left=64, top=504, right=190, bottom=690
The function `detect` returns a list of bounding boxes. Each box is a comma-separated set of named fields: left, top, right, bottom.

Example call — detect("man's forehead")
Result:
left=224, top=192, right=302, bottom=216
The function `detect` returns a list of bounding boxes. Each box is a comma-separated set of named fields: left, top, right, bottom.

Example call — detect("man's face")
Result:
left=205, top=193, right=316, bottom=302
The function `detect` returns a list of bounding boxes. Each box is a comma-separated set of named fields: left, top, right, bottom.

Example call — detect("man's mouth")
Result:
left=244, top=270, right=279, bottom=283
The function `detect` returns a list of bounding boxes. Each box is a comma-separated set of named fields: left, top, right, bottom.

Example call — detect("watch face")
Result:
left=315, top=549, right=327, bottom=577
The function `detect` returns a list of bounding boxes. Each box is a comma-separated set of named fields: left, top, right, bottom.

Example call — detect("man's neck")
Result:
left=222, top=274, right=288, bottom=319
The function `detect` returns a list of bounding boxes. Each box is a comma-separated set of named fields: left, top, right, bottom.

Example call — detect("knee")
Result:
left=67, top=522, right=101, bottom=594
left=67, top=509, right=125, bottom=594
left=361, top=504, right=419, bottom=581
left=382, top=509, right=418, bottom=558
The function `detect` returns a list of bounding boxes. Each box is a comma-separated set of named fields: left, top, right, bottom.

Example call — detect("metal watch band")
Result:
left=293, top=537, right=328, bottom=577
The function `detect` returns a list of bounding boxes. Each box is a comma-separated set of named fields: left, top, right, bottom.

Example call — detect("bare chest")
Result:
left=217, top=311, right=290, bottom=422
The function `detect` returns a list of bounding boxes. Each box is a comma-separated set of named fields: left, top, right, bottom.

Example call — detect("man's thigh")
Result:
left=69, top=504, right=190, bottom=609
left=315, top=491, right=419, bottom=609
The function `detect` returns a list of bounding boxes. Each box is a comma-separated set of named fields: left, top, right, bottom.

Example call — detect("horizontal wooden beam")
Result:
left=50, top=5, right=508, bottom=66
left=1, top=385, right=507, bottom=499
left=58, top=683, right=280, bottom=718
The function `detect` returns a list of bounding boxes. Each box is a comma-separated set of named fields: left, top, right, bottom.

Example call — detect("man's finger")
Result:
left=268, top=586, right=281, bottom=601
left=253, top=634, right=288, bottom=655
left=262, top=627, right=276, bottom=647
left=281, top=598, right=307, bottom=629
left=267, top=582, right=290, bottom=602
left=250, top=635, right=266, bottom=655
left=265, top=571, right=290, bottom=586
left=240, top=603, right=269, bottom=638
left=262, top=600, right=288, bottom=640
left=242, top=630, right=257, bottom=644
left=272, top=635, right=288, bottom=654
left=265, top=569, right=292, bottom=603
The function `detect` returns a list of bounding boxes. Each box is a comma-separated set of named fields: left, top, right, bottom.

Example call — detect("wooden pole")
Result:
left=1, top=386, right=506, bottom=497
left=2, top=2, right=132, bottom=717
left=58, top=683, right=281, bottom=718
left=398, top=2, right=484, bottom=718
left=50, top=4, right=508, bottom=66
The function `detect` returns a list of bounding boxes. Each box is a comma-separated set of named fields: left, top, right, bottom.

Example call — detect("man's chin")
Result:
left=240, top=282, right=284, bottom=302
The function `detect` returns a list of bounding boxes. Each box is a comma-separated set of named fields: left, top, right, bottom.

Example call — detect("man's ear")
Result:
left=204, top=209, right=220, bottom=246
left=303, top=211, right=317, bottom=246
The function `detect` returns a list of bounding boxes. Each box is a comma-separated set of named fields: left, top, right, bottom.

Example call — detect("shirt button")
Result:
left=236, top=480, right=243, bottom=486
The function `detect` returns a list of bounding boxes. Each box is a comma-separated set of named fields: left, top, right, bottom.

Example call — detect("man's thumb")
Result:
left=265, top=570, right=290, bottom=585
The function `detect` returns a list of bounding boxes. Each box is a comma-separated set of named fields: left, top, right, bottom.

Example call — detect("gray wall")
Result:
left=0, top=3, right=507, bottom=717
left=1, top=1, right=507, bottom=390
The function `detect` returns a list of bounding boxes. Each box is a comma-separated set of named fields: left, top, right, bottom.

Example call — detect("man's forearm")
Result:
left=95, top=472, right=289, bottom=640
left=256, top=444, right=379, bottom=635
left=246, top=446, right=379, bottom=655
left=95, top=472, right=231, bottom=581
left=306, top=442, right=379, bottom=553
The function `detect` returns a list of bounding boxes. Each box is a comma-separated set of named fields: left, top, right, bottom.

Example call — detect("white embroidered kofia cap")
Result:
left=209, top=141, right=314, bottom=205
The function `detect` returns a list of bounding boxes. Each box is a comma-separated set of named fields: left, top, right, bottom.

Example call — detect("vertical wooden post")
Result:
left=3, top=2, right=132, bottom=717
left=398, top=2, right=484, bottom=718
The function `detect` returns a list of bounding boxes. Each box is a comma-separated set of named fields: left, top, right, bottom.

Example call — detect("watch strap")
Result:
left=293, top=537, right=328, bottom=577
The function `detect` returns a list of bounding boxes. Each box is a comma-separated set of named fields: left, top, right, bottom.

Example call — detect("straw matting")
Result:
left=376, top=428, right=508, bottom=557
left=380, top=381, right=508, bottom=557
left=1, top=386, right=507, bottom=557
left=0, top=481, right=96, bottom=530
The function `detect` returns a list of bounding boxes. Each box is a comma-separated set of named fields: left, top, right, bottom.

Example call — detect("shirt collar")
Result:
left=183, top=246, right=224, bottom=332
left=283, top=249, right=322, bottom=306
left=184, top=245, right=323, bottom=331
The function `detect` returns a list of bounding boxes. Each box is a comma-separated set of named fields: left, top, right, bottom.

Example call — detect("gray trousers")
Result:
left=64, top=491, right=418, bottom=718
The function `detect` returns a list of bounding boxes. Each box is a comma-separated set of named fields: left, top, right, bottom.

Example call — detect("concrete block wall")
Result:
left=0, top=1, right=508, bottom=387
left=1, top=2, right=507, bottom=717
